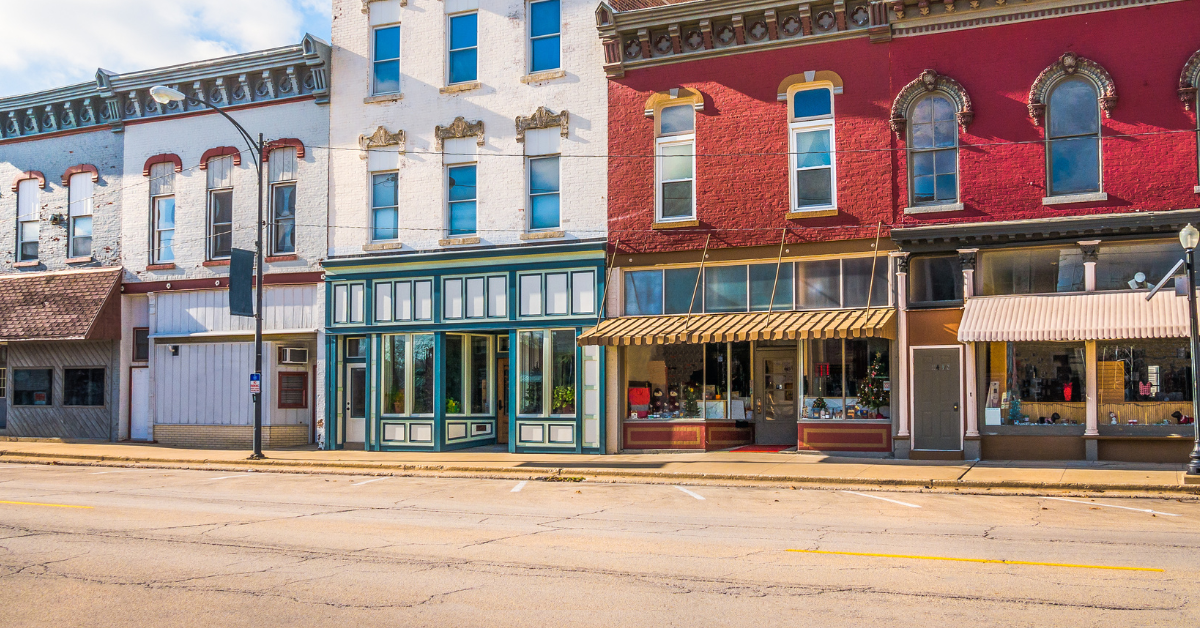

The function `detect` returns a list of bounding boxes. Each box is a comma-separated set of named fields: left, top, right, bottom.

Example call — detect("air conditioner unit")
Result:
left=278, top=347, right=309, bottom=365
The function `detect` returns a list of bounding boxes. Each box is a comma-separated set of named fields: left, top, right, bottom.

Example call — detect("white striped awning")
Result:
left=958, top=291, right=1190, bottom=342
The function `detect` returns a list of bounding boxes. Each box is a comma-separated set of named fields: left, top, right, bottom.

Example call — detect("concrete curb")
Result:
left=3, top=450, right=1196, bottom=497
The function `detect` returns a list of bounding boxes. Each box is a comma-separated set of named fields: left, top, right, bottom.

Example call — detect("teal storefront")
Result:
left=322, top=241, right=606, bottom=454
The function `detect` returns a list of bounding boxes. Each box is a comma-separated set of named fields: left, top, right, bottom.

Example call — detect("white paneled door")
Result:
left=130, top=368, right=151, bottom=441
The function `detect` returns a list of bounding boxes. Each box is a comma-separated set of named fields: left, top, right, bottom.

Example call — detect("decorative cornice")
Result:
left=1027, top=51, right=1117, bottom=124
left=0, top=35, right=331, bottom=141
left=889, top=69, right=973, bottom=134
left=11, top=170, right=46, bottom=192
left=61, top=164, right=99, bottom=186
left=435, top=116, right=485, bottom=150
left=141, top=154, right=182, bottom=177
left=1179, top=48, right=1200, bottom=111
left=359, top=126, right=406, bottom=152
left=198, top=146, right=243, bottom=170
left=363, top=0, right=405, bottom=12
left=515, top=107, right=570, bottom=143
left=262, top=138, right=306, bottom=161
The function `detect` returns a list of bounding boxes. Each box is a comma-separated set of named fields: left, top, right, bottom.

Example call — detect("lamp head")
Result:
left=149, top=85, right=186, bottom=105
left=1182, top=224, right=1200, bottom=250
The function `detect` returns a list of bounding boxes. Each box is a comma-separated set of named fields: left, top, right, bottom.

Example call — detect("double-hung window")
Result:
left=372, top=172, right=398, bottom=241
left=528, top=0, right=560, bottom=72
left=908, top=95, right=958, bottom=207
left=528, top=156, right=560, bottom=230
left=16, top=178, right=39, bottom=262
left=447, top=12, right=478, bottom=84
left=1046, top=78, right=1101, bottom=197
left=448, top=164, right=477, bottom=235
left=268, top=148, right=298, bottom=254
left=655, top=105, right=695, bottom=222
left=206, top=155, right=234, bottom=259
left=789, top=87, right=835, bottom=212
left=373, top=25, right=401, bottom=95
left=148, top=162, right=175, bottom=264
left=67, top=173, right=94, bottom=258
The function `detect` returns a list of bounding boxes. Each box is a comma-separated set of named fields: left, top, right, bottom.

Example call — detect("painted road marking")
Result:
left=203, top=475, right=248, bottom=481
left=1044, top=496, right=1180, bottom=517
left=0, top=500, right=92, bottom=509
left=512, top=481, right=527, bottom=493
left=786, top=549, right=1163, bottom=572
left=676, top=486, right=706, bottom=500
left=351, top=477, right=389, bottom=486
left=842, top=490, right=920, bottom=508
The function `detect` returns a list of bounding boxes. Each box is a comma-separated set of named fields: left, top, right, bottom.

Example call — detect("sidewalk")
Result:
left=0, top=440, right=1193, bottom=495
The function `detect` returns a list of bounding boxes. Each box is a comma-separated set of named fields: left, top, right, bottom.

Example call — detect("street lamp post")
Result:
left=150, top=86, right=267, bottom=460
left=1181, top=223, right=1200, bottom=475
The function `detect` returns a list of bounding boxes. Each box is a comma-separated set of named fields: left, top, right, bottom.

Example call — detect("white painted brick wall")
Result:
left=328, top=0, right=609, bottom=256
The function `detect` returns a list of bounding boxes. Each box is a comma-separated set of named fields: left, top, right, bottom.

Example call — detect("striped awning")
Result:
left=577, top=308, right=895, bottom=346
left=958, top=291, right=1190, bottom=342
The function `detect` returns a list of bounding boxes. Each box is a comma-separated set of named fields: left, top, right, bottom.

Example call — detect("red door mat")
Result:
left=729, top=444, right=793, bottom=452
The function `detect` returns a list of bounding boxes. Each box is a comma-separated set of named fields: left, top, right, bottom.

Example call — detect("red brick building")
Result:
left=581, top=0, right=1200, bottom=461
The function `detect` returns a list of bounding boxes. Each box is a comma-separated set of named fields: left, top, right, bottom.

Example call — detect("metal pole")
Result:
left=251, top=133, right=266, bottom=460
left=1187, top=247, right=1200, bottom=474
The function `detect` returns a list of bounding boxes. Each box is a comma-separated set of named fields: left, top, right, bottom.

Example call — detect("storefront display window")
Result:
left=979, top=248, right=1084, bottom=295
left=518, top=329, right=577, bottom=417
left=981, top=341, right=1086, bottom=425
left=412, top=334, right=435, bottom=414
left=445, top=335, right=464, bottom=413
left=382, top=333, right=437, bottom=415
left=802, top=338, right=890, bottom=419
left=1095, top=241, right=1183, bottom=291
left=471, top=336, right=490, bottom=414
left=1098, top=339, right=1193, bottom=425
left=518, top=330, right=545, bottom=415
left=382, top=335, right=406, bottom=415
left=625, top=342, right=752, bottom=420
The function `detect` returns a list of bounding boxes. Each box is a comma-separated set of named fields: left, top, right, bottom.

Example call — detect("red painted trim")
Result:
left=0, top=124, right=106, bottom=147
left=263, top=138, right=305, bottom=161
left=121, top=271, right=323, bottom=294
left=199, top=147, right=243, bottom=170
left=265, top=254, right=299, bottom=263
left=61, top=164, right=99, bottom=186
left=202, top=259, right=231, bottom=267
left=11, top=170, right=45, bottom=192
left=142, top=154, right=182, bottom=177
left=278, top=371, right=309, bottom=409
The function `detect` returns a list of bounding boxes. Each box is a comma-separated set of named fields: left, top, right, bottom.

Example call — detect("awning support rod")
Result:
left=683, top=235, right=712, bottom=337
left=764, top=228, right=788, bottom=333
left=854, top=221, right=885, bottom=335
left=597, top=238, right=620, bottom=321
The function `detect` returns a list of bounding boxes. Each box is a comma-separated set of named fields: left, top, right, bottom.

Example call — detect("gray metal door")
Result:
left=754, top=350, right=797, bottom=445
left=912, top=348, right=961, bottom=451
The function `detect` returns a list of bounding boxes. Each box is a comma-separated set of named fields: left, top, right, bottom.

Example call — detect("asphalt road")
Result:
left=0, top=463, right=1197, bottom=627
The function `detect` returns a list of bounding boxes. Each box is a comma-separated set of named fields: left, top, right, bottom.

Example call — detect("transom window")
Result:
left=909, top=95, right=958, bottom=206
left=442, top=275, right=508, bottom=320
left=655, top=104, right=695, bottom=222
left=528, top=0, right=560, bottom=72
left=373, top=25, right=401, bottom=95
left=448, top=12, right=478, bottom=84
left=1046, top=78, right=1101, bottom=196
left=518, top=270, right=595, bottom=317
left=373, top=279, right=434, bottom=322
left=333, top=283, right=366, bottom=324
left=789, top=87, right=835, bottom=212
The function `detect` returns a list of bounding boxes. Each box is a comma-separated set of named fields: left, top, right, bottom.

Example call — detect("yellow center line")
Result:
left=786, top=549, right=1163, bottom=572
left=0, top=500, right=93, bottom=509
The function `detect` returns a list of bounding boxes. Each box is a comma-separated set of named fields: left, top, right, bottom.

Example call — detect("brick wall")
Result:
left=152, top=424, right=310, bottom=449
left=608, top=0, right=1200, bottom=254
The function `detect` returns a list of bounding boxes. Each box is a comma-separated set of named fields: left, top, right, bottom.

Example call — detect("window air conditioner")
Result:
left=278, top=347, right=309, bottom=365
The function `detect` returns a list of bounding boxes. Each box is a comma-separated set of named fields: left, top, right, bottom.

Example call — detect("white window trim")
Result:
left=207, top=187, right=233, bottom=260
left=16, top=180, right=39, bottom=262
left=1044, top=77, right=1104, bottom=198
left=446, top=11, right=478, bottom=86
left=654, top=135, right=696, bottom=223
left=371, top=24, right=402, bottom=96
left=270, top=180, right=298, bottom=255
left=527, top=155, right=561, bottom=231
left=788, top=117, right=837, bottom=213
left=527, top=0, right=561, bottom=73
left=444, top=333, right=494, bottom=417
left=906, top=93, right=960, bottom=210
left=371, top=171, right=399, bottom=242
left=151, top=195, right=175, bottom=264
left=67, top=175, right=93, bottom=259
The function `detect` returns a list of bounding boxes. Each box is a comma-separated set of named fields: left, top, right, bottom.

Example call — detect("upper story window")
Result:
left=148, top=161, right=176, bottom=264
left=372, top=172, right=398, bottom=241
left=909, top=95, right=958, bottom=207
left=1046, top=78, right=1101, bottom=196
left=447, top=12, right=478, bottom=84
left=447, top=164, right=477, bottom=236
left=979, top=247, right=1084, bottom=295
left=15, top=178, right=39, bottom=262
left=206, top=155, right=234, bottom=260
left=333, top=283, right=366, bottom=324
left=528, top=156, right=560, bottom=230
left=373, top=25, right=401, bottom=95
left=908, top=255, right=963, bottom=306
left=655, top=104, right=695, bottom=223
left=268, top=147, right=298, bottom=255
left=66, top=172, right=94, bottom=259
left=1094, top=241, right=1182, bottom=291
left=788, top=87, right=835, bottom=212
left=443, top=275, right=508, bottom=320
left=528, top=0, right=560, bottom=73
left=518, top=270, right=595, bottom=317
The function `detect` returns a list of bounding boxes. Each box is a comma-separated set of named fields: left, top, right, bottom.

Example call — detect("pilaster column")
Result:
left=893, top=252, right=910, bottom=439
left=1080, top=240, right=1100, bottom=292
left=1085, top=340, right=1099, bottom=437
left=959, top=249, right=979, bottom=440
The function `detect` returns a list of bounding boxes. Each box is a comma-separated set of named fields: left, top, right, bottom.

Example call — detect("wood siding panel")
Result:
left=154, top=341, right=253, bottom=426
left=155, top=286, right=317, bottom=336
left=3, top=341, right=117, bottom=439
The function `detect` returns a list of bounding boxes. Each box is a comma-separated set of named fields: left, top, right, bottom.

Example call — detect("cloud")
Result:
left=0, top=0, right=327, bottom=98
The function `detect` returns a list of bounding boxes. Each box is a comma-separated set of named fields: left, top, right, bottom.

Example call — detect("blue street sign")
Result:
left=250, top=372, right=261, bottom=395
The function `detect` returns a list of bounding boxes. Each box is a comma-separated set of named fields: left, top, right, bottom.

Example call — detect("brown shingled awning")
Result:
left=0, top=267, right=122, bottom=341
left=578, top=308, right=895, bottom=346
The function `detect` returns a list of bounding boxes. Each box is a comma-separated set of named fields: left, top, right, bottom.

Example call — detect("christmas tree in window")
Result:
left=857, top=352, right=889, bottom=419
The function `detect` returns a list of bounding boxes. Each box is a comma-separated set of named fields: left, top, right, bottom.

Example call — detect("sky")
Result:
left=0, top=0, right=333, bottom=99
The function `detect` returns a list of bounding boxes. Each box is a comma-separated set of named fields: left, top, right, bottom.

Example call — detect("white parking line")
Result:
left=351, top=477, right=389, bottom=486
left=203, top=475, right=247, bottom=482
left=675, top=486, right=705, bottom=500
left=511, top=481, right=527, bottom=493
left=1044, top=496, right=1180, bottom=517
left=842, top=491, right=921, bottom=508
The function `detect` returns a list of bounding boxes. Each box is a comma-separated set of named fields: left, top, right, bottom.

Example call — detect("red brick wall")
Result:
left=608, top=1, right=1200, bottom=254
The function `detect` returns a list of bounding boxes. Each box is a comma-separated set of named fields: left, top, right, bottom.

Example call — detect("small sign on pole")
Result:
left=250, top=372, right=261, bottom=395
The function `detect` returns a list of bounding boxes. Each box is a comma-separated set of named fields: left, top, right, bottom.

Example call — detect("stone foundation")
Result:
left=151, top=424, right=310, bottom=449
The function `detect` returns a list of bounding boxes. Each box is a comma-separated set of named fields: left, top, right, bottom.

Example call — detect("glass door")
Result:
left=346, top=365, right=367, bottom=446
left=754, top=350, right=797, bottom=445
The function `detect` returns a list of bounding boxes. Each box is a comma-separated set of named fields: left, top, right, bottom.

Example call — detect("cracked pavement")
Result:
left=0, top=463, right=1197, bottom=626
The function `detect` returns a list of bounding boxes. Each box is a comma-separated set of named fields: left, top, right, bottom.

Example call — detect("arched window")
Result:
left=909, top=95, right=958, bottom=207
left=1046, top=78, right=1101, bottom=197
left=788, top=86, right=835, bottom=213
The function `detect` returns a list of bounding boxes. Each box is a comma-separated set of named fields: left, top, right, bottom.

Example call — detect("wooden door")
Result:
left=912, top=347, right=962, bottom=451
